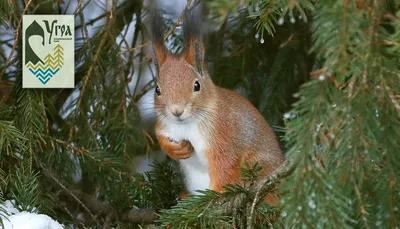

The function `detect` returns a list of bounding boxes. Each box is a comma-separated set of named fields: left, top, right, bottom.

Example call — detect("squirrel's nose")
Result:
left=170, top=105, right=184, bottom=117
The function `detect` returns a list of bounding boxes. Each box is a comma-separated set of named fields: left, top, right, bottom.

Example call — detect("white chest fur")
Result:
left=159, top=119, right=210, bottom=194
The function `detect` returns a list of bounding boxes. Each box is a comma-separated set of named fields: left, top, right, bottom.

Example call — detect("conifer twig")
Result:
left=385, top=85, right=400, bottom=118
left=354, top=183, right=370, bottom=229
left=45, top=136, right=127, bottom=177
left=70, top=188, right=157, bottom=225
left=76, top=25, right=107, bottom=112
left=250, top=158, right=294, bottom=198
left=246, top=158, right=294, bottom=228
left=220, top=158, right=294, bottom=218
left=41, top=165, right=157, bottom=226
left=0, top=0, right=32, bottom=80
left=39, top=164, right=99, bottom=224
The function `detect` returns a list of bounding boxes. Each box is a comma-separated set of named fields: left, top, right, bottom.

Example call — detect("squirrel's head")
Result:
left=151, top=3, right=214, bottom=123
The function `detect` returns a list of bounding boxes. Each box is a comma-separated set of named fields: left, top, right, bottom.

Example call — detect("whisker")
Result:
left=139, top=104, right=166, bottom=109
left=138, top=99, right=156, bottom=104
left=139, top=107, right=163, bottom=111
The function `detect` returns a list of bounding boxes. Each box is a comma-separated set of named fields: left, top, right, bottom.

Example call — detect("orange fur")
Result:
left=184, top=37, right=202, bottom=66
left=153, top=57, right=284, bottom=199
left=153, top=43, right=167, bottom=70
left=151, top=3, right=284, bottom=205
left=178, top=191, right=190, bottom=200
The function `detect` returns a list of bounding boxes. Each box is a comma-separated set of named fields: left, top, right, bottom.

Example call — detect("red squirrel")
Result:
left=150, top=3, right=284, bottom=197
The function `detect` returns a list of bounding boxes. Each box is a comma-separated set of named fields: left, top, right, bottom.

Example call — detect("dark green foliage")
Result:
left=0, top=168, right=7, bottom=227
left=0, top=0, right=150, bottom=227
left=278, top=1, right=400, bottom=228
left=240, top=162, right=263, bottom=186
left=157, top=190, right=231, bottom=229
left=10, top=162, right=41, bottom=212
left=131, top=161, right=185, bottom=210
left=0, top=121, right=26, bottom=160
left=206, top=5, right=315, bottom=137
left=247, top=0, right=314, bottom=36
left=157, top=162, right=280, bottom=228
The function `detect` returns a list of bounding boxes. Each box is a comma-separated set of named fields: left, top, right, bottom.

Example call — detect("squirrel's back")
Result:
left=214, top=87, right=284, bottom=167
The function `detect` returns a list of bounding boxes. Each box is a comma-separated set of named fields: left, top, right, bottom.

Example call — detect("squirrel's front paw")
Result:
left=157, top=135, right=194, bottom=160
left=166, top=139, right=194, bottom=160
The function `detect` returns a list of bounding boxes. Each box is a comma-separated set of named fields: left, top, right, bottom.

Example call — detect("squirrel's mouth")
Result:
left=169, top=114, right=192, bottom=124
left=173, top=116, right=185, bottom=123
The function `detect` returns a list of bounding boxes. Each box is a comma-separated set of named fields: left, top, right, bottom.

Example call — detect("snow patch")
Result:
left=1, top=200, right=64, bottom=229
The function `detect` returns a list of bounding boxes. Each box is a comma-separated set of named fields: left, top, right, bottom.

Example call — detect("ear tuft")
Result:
left=182, top=2, right=205, bottom=75
left=150, top=5, right=167, bottom=74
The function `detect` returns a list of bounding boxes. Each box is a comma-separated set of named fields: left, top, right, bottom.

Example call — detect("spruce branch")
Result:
left=354, top=183, right=370, bottom=229
left=39, top=164, right=99, bottom=224
left=248, top=0, right=314, bottom=36
left=246, top=158, right=294, bottom=229
left=219, top=158, right=294, bottom=217
left=45, top=136, right=127, bottom=178
left=385, top=85, right=400, bottom=118
left=75, top=11, right=107, bottom=30
left=364, top=0, right=383, bottom=82
left=44, top=169, right=158, bottom=227
left=77, top=6, right=93, bottom=61
left=11, top=162, right=41, bottom=212
left=0, top=0, right=32, bottom=80
left=0, top=120, right=27, bottom=157
left=16, top=88, right=46, bottom=169
left=128, top=5, right=145, bottom=100
left=75, top=28, right=108, bottom=115
left=54, top=0, right=142, bottom=117
left=158, top=159, right=295, bottom=228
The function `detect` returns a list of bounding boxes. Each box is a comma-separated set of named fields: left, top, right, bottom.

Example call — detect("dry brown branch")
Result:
left=381, top=40, right=400, bottom=46
left=42, top=163, right=157, bottom=226
left=40, top=164, right=99, bottom=224
left=73, top=0, right=84, bottom=15
left=70, top=188, right=157, bottom=226
left=119, top=209, right=158, bottom=224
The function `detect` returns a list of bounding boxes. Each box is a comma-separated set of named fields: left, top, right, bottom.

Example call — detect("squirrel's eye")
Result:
left=155, top=86, right=161, bottom=96
left=194, top=81, right=200, bottom=92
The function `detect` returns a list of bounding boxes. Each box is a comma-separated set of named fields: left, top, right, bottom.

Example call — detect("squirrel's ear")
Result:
left=150, top=6, right=167, bottom=75
left=183, top=2, right=205, bottom=76
left=185, top=37, right=204, bottom=75
left=153, top=42, right=167, bottom=74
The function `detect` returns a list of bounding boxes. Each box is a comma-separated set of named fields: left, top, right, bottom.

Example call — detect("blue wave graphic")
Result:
left=28, top=67, right=60, bottom=85
left=29, top=68, right=60, bottom=76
